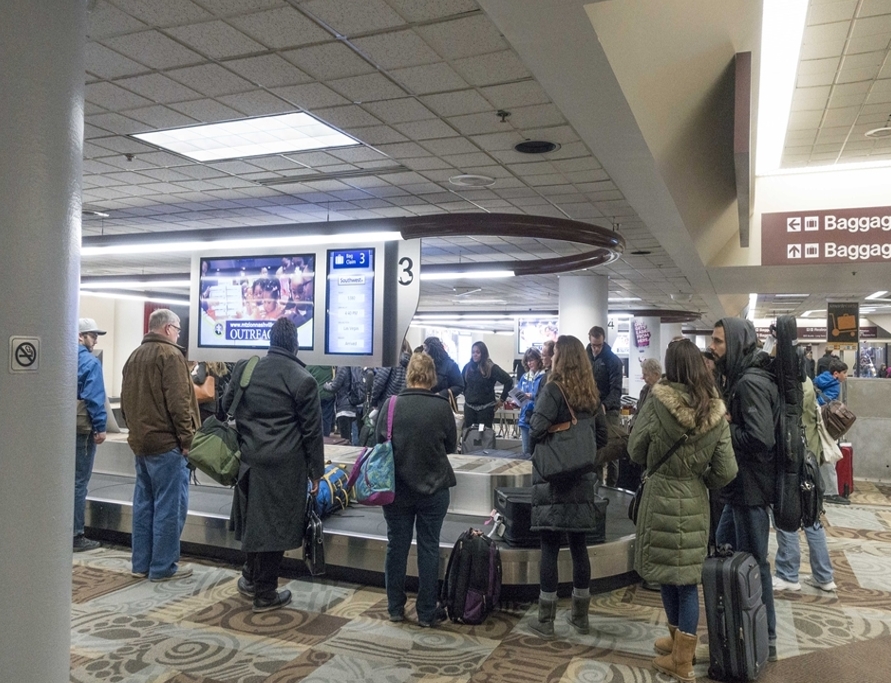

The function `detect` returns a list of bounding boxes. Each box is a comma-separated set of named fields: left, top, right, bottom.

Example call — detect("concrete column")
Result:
left=558, top=274, right=609, bottom=345
left=661, top=322, right=684, bottom=364
left=628, top=317, right=661, bottom=397
left=0, top=2, right=86, bottom=681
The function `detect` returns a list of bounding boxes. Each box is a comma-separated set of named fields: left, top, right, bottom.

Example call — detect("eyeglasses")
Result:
left=168, top=324, right=181, bottom=333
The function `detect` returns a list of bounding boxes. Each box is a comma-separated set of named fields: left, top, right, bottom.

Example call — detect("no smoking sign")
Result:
left=9, top=336, right=40, bottom=373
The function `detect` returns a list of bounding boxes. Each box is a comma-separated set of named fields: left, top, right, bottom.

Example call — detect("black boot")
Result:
left=567, top=593, right=590, bottom=634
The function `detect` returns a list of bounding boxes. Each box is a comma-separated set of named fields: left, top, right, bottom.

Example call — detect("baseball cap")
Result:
left=78, top=318, right=107, bottom=335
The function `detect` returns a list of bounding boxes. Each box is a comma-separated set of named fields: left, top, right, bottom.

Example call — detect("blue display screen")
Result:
left=325, top=248, right=375, bottom=355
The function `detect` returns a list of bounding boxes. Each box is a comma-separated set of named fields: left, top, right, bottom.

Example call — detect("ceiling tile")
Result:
left=791, top=85, right=832, bottom=110
left=123, top=105, right=199, bottom=129
left=452, top=50, right=531, bottom=86
left=470, top=131, right=526, bottom=151
left=797, top=70, right=837, bottom=88
left=402, top=156, right=452, bottom=171
left=852, top=13, right=891, bottom=38
left=393, top=119, right=459, bottom=140
left=441, top=152, right=496, bottom=168
left=822, top=105, right=860, bottom=127
left=480, top=80, right=551, bottom=109
left=448, top=111, right=506, bottom=135
left=301, top=0, right=406, bottom=35
left=217, top=90, right=295, bottom=116
left=223, top=54, right=314, bottom=88
left=344, top=125, right=408, bottom=145
left=85, top=112, right=146, bottom=135
left=807, top=0, right=858, bottom=25
left=421, top=90, right=491, bottom=117
left=276, top=83, right=349, bottom=110
left=312, top=104, right=383, bottom=128
left=390, top=63, right=468, bottom=95
left=372, top=141, right=431, bottom=158
left=101, top=31, right=205, bottom=70
left=420, top=137, right=480, bottom=155
left=328, top=73, right=408, bottom=102
left=362, top=97, right=437, bottom=123
left=108, top=0, right=213, bottom=26
left=282, top=42, right=376, bottom=80
left=168, top=98, right=244, bottom=122
left=85, top=81, right=154, bottom=110
left=417, top=15, right=508, bottom=60
left=508, top=104, right=566, bottom=129
left=87, top=1, right=148, bottom=39
left=85, top=43, right=148, bottom=79
left=385, top=0, right=478, bottom=23
left=847, top=33, right=891, bottom=53
left=196, top=0, right=283, bottom=17
left=166, top=63, right=254, bottom=96
left=352, top=30, right=441, bottom=69
left=113, top=73, right=202, bottom=103
left=229, top=7, right=331, bottom=49
left=328, top=146, right=389, bottom=163
left=165, top=20, right=267, bottom=58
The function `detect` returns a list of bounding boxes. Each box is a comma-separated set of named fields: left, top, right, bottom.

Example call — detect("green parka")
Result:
left=628, top=381, right=738, bottom=585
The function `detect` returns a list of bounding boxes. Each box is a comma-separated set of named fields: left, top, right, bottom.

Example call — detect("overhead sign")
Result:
left=9, top=336, right=40, bottom=373
left=762, top=206, right=891, bottom=265
left=755, top=326, right=876, bottom=341
left=826, top=302, right=859, bottom=344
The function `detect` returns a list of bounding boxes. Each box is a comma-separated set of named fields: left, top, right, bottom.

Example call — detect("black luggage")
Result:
left=702, top=546, right=769, bottom=681
left=493, top=487, right=607, bottom=547
left=440, top=528, right=502, bottom=624
left=462, top=425, right=497, bottom=454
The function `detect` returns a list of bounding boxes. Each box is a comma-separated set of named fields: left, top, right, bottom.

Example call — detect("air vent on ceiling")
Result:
left=514, top=140, right=560, bottom=154
left=449, top=174, right=496, bottom=187
left=865, top=127, right=891, bottom=138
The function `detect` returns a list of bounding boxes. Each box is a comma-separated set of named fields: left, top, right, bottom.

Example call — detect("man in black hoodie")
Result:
left=710, top=317, right=780, bottom=662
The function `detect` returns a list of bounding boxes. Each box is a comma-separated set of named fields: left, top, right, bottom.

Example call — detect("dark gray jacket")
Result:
left=375, top=389, right=457, bottom=503
left=587, top=342, right=624, bottom=411
left=223, top=348, right=325, bottom=552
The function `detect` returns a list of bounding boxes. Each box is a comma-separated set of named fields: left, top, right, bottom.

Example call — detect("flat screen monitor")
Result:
left=325, top=247, right=375, bottom=355
left=516, top=316, right=559, bottom=354
left=197, top=254, right=315, bottom=350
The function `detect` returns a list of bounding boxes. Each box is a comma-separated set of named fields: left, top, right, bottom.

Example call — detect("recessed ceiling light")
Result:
left=514, top=140, right=560, bottom=154
left=131, top=112, right=357, bottom=162
left=448, top=174, right=496, bottom=187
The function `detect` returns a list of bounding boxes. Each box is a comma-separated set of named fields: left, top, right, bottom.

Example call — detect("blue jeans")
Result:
left=382, top=488, right=450, bottom=622
left=520, top=426, right=531, bottom=456
left=661, top=584, right=699, bottom=634
left=74, top=433, right=97, bottom=536
left=716, top=504, right=776, bottom=641
left=320, top=396, right=335, bottom=436
left=132, top=450, right=190, bottom=579
left=775, top=522, right=834, bottom=584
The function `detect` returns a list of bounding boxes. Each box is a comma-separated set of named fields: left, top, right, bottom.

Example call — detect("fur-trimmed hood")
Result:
left=649, top=381, right=726, bottom=433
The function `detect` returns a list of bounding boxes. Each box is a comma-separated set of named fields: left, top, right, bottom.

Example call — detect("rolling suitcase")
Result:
left=462, top=425, right=497, bottom=454
left=702, top=546, right=769, bottom=681
left=836, top=442, right=854, bottom=497
left=493, top=487, right=607, bottom=547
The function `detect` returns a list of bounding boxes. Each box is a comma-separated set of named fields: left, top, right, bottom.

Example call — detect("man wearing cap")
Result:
left=75, top=318, right=108, bottom=552
left=121, top=309, right=201, bottom=581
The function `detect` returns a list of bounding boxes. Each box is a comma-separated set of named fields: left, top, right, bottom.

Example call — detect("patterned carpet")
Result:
left=71, top=482, right=891, bottom=682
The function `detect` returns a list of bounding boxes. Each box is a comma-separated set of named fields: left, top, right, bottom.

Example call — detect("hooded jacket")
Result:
left=813, top=371, right=840, bottom=405
left=629, top=381, right=737, bottom=585
left=717, top=317, right=780, bottom=507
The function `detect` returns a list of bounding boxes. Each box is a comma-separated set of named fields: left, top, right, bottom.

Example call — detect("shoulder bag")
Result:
left=346, top=396, right=397, bottom=505
left=816, top=402, right=843, bottom=465
left=628, top=430, right=691, bottom=525
left=531, top=383, right=598, bottom=483
left=303, top=492, right=325, bottom=576
left=448, top=388, right=465, bottom=435
left=814, top=385, right=856, bottom=439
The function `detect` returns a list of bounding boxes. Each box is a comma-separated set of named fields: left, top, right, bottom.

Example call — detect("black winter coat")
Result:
left=528, top=382, right=608, bottom=531
left=586, top=342, right=624, bottom=411
left=461, top=361, right=513, bottom=406
left=431, top=356, right=464, bottom=399
left=375, top=388, right=457, bottom=503
left=223, top=348, right=325, bottom=552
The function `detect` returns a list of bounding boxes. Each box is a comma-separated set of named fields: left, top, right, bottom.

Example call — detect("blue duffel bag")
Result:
left=308, top=462, right=351, bottom=518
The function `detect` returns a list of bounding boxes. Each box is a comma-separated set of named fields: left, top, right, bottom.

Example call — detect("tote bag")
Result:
left=346, top=396, right=397, bottom=505
left=531, top=383, right=597, bottom=483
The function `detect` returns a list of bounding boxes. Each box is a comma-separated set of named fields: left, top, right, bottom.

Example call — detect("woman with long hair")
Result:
left=628, top=339, right=737, bottom=682
left=377, top=352, right=457, bottom=627
left=516, top=347, right=546, bottom=455
left=423, top=336, right=464, bottom=399
left=461, top=341, right=514, bottom=429
left=528, top=335, right=607, bottom=638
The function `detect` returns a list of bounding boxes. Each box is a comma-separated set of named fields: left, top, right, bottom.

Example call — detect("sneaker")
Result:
left=772, top=576, right=801, bottom=591
left=824, top=495, right=851, bottom=506
left=768, top=643, right=778, bottom=662
left=151, top=565, right=193, bottom=582
left=388, top=611, right=405, bottom=623
left=808, top=578, right=837, bottom=592
left=418, top=606, right=447, bottom=628
left=237, top=577, right=255, bottom=598
left=130, top=569, right=148, bottom=579
left=73, top=535, right=101, bottom=552
left=253, top=589, right=292, bottom=613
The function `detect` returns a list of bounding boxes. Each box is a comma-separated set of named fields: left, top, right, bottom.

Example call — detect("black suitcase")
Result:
left=493, top=487, right=607, bottom=547
left=702, top=547, right=769, bottom=681
left=462, top=425, right=497, bottom=454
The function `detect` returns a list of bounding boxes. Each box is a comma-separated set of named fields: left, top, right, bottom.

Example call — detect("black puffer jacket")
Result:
left=586, top=342, right=624, bottom=411
left=431, top=356, right=464, bottom=399
left=528, top=381, right=608, bottom=531
left=375, top=388, right=457, bottom=503
left=718, top=318, right=780, bottom=507
left=371, top=351, right=409, bottom=408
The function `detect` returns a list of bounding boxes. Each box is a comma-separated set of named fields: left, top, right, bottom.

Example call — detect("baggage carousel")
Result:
left=86, top=435, right=638, bottom=597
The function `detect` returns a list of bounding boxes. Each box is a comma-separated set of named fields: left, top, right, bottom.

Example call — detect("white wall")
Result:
left=79, top=294, right=145, bottom=397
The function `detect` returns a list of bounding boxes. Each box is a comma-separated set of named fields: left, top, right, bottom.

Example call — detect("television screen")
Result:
left=325, top=247, right=375, bottom=355
left=516, top=317, right=559, bottom=354
left=197, top=254, right=315, bottom=349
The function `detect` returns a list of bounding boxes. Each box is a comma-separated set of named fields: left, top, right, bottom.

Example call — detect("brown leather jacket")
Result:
left=121, top=333, right=200, bottom=456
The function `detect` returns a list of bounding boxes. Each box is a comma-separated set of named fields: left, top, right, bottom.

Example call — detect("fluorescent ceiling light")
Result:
left=420, top=270, right=513, bottom=281
left=866, top=291, right=888, bottom=300
left=82, top=231, right=402, bottom=257
left=755, top=0, right=808, bottom=175
left=79, top=279, right=190, bottom=289
left=765, top=159, right=891, bottom=176
left=801, top=309, right=825, bottom=318
left=80, top=290, right=188, bottom=306
left=775, top=293, right=809, bottom=298
left=415, top=314, right=516, bottom=321
left=132, top=113, right=357, bottom=162
left=747, top=293, right=758, bottom=321
left=608, top=297, right=641, bottom=302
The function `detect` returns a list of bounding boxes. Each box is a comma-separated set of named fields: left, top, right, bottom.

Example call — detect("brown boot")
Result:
left=566, top=594, right=590, bottom=634
left=653, top=630, right=697, bottom=682
left=654, top=624, right=676, bottom=655
left=528, top=597, right=557, bottom=639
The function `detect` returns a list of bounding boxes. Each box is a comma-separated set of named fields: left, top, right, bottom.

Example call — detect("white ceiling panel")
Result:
left=416, top=14, right=508, bottom=60
left=328, top=73, right=408, bottom=102
left=421, top=90, right=492, bottom=117
left=228, top=7, right=331, bottom=49
left=113, top=73, right=203, bottom=103
left=101, top=31, right=205, bottom=70
left=390, top=63, right=469, bottom=94
left=362, top=97, right=437, bottom=124
left=301, top=0, right=406, bottom=35
left=384, top=0, right=478, bottom=23
left=272, top=82, right=350, bottom=109
left=282, top=42, right=376, bottom=80
left=351, top=30, right=441, bottom=69
left=451, top=50, right=530, bottom=86
left=85, top=43, right=148, bottom=79
left=165, top=21, right=267, bottom=58
left=223, top=54, right=314, bottom=87
left=166, top=63, right=255, bottom=96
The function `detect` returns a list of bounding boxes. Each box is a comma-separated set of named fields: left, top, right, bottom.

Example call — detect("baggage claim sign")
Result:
left=761, top=206, right=891, bottom=265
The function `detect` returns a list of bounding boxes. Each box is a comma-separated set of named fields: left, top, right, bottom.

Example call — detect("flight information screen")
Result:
left=325, top=248, right=374, bottom=355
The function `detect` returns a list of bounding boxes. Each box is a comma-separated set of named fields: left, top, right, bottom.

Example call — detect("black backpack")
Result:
left=440, top=528, right=501, bottom=625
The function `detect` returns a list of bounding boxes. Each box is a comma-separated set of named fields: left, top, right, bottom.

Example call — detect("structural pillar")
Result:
left=558, top=274, right=609, bottom=345
left=0, top=2, right=86, bottom=681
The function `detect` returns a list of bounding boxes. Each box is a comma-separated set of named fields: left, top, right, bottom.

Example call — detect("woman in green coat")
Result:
left=628, top=339, right=738, bottom=683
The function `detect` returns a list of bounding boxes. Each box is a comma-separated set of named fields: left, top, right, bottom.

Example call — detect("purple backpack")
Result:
left=441, top=528, right=502, bottom=624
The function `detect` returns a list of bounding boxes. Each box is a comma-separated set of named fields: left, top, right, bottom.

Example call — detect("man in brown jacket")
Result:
left=121, top=309, right=200, bottom=581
